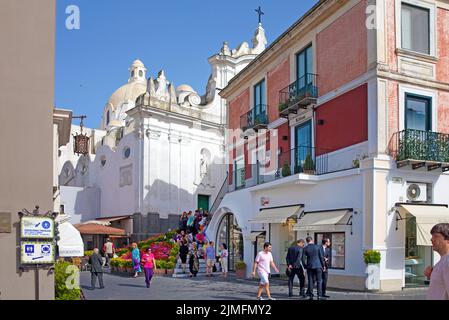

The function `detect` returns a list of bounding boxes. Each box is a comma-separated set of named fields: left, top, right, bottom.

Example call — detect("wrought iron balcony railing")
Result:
left=279, top=73, right=318, bottom=117
left=278, top=145, right=329, bottom=176
left=389, top=129, right=449, bottom=171
left=240, top=105, right=269, bottom=133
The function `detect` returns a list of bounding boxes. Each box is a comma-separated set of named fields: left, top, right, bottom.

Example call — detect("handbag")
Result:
left=285, top=267, right=292, bottom=277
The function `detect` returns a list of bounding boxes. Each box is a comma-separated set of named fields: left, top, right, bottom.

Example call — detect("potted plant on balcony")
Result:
left=303, top=153, right=315, bottom=174
left=235, top=261, right=247, bottom=279
left=278, top=102, right=288, bottom=113
left=281, top=161, right=291, bottom=177
left=363, top=249, right=381, bottom=291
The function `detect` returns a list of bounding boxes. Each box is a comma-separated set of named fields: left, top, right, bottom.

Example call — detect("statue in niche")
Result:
left=200, top=149, right=211, bottom=182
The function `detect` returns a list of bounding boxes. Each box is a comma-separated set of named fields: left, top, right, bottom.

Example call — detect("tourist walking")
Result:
left=102, top=238, right=115, bottom=268
left=219, top=243, right=228, bottom=278
left=131, top=243, right=141, bottom=278
left=189, top=242, right=200, bottom=277
left=251, top=242, right=279, bottom=300
left=303, top=236, right=325, bottom=300
left=286, top=239, right=306, bottom=297
left=425, top=223, right=449, bottom=300
left=205, top=241, right=216, bottom=277
left=320, top=238, right=331, bottom=298
left=141, top=247, right=157, bottom=288
left=179, top=240, right=189, bottom=273
left=89, top=248, right=104, bottom=290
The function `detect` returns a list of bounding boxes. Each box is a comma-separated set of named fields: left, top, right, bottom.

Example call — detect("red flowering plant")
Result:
left=150, top=242, right=173, bottom=261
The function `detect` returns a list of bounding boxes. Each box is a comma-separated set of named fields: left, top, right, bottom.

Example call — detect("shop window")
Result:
left=315, top=232, right=345, bottom=269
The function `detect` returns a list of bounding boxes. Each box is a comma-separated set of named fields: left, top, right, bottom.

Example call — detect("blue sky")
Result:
left=56, top=0, right=318, bottom=128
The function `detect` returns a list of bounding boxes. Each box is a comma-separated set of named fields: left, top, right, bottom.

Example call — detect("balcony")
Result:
left=279, top=73, right=318, bottom=118
left=389, top=129, right=449, bottom=172
left=277, top=146, right=329, bottom=176
left=240, top=105, right=268, bottom=136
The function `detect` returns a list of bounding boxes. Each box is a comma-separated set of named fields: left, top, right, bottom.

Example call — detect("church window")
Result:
left=106, top=110, right=110, bottom=125
left=139, top=70, right=143, bottom=77
left=123, top=147, right=131, bottom=159
left=100, top=156, right=106, bottom=167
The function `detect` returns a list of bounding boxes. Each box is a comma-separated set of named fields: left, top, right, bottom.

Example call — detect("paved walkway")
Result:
left=80, top=272, right=427, bottom=300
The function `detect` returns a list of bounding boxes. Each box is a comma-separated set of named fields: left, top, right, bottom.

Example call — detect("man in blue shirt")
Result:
left=205, top=241, right=216, bottom=277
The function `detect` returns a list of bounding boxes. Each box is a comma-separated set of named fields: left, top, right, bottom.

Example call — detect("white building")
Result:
left=58, top=24, right=267, bottom=243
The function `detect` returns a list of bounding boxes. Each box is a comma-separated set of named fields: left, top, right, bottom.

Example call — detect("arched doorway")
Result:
left=216, top=213, right=243, bottom=271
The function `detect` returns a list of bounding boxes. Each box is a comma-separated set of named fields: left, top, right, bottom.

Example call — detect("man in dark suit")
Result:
left=321, top=238, right=331, bottom=298
left=303, top=236, right=325, bottom=300
left=89, top=248, right=104, bottom=290
left=285, top=239, right=306, bottom=297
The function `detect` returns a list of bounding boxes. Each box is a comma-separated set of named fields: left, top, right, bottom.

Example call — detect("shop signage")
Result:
left=260, top=197, right=270, bottom=206
left=21, top=216, right=55, bottom=239
left=21, top=241, right=55, bottom=264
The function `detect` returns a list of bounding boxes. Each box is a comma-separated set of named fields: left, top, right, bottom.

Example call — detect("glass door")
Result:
left=295, top=120, right=312, bottom=173
left=404, top=216, right=433, bottom=287
left=296, top=45, right=313, bottom=92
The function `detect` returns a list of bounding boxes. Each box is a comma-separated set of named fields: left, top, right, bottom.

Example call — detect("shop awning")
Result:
left=293, top=209, right=353, bottom=231
left=96, top=215, right=132, bottom=223
left=57, top=222, right=84, bottom=257
left=397, top=204, right=449, bottom=246
left=75, top=223, right=126, bottom=236
left=249, top=205, right=303, bottom=224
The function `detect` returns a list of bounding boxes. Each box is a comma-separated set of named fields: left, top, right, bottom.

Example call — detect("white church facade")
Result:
left=58, top=24, right=267, bottom=242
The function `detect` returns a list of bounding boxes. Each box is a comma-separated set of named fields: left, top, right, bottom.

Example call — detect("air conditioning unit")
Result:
left=406, top=183, right=427, bottom=202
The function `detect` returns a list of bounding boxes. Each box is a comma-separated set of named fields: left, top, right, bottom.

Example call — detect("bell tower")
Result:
left=128, top=59, right=146, bottom=83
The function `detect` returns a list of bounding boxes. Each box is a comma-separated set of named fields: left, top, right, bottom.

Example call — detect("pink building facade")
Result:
left=209, top=0, right=449, bottom=291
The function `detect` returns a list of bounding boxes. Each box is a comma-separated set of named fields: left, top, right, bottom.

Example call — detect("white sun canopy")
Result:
left=397, top=204, right=449, bottom=246
left=294, top=209, right=352, bottom=231
left=57, top=221, right=84, bottom=257
left=249, top=205, right=303, bottom=224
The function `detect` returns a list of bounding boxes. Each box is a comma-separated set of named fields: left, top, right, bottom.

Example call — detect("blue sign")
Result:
left=25, top=245, right=34, bottom=254
left=42, top=221, right=51, bottom=229
left=41, top=245, right=51, bottom=254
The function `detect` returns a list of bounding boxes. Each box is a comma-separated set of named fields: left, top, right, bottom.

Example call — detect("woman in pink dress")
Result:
left=141, top=248, right=157, bottom=288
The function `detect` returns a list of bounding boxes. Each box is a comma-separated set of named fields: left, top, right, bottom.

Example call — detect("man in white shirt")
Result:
left=251, top=242, right=279, bottom=300
left=424, top=223, right=449, bottom=300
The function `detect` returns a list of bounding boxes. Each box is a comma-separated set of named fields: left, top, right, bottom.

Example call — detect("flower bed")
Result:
left=110, top=230, right=178, bottom=275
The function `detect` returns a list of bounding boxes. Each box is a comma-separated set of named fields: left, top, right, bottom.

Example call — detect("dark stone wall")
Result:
left=131, top=212, right=181, bottom=241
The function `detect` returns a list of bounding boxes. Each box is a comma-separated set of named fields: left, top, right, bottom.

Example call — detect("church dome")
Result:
left=107, top=81, right=147, bottom=111
left=176, top=84, right=196, bottom=94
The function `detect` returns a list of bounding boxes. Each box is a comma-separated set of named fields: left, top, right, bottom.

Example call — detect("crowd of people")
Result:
left=174, top=208, right=229, bottom=278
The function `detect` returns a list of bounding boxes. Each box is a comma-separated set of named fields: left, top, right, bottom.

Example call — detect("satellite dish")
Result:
left=407, top=184, right=421, bottom=201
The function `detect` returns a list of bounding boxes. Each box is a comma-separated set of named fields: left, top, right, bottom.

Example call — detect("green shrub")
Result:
left=278, top=102, right=288, bottom=112
left=281, top=162, right=291, bottom=177
left=110, top=258, right=120, bottom=267
left=156, top=260, right=167, bottom=269
left=166, top=262, right=175, bottom=270
left=235, top=261, right=246, bottom=270
left=55, top=260, right=81, bottom=300
left=363, top=250, right=381, bottom=264
left=83, top=250, right=93, bottom=257
left=303, top=153, right=315, bottom=171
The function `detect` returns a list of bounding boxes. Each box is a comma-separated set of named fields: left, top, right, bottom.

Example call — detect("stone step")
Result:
left=172, top=272, right=223, bottom=278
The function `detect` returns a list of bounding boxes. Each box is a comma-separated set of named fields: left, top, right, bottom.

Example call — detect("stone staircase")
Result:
left=172, top=257, right=223, bottom=278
